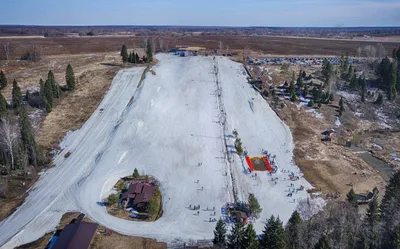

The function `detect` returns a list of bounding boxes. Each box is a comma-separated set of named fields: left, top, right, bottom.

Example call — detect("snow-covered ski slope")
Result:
left=0, top=54, right=310, bottom=248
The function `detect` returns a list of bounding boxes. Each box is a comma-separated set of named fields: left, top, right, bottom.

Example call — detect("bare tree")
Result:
left=0, top=118, right=19, bottom=170
left=357, top=47, right=362, bottom=59
left=219, top=41, right=223, bottom=54
left=159, top=38, right=164, bottom=52
left=296, top=197, right=324, bottom=220
left=364, top=45, right=377, bottom=63
left=2, top=42, right=11, bottom=60
left=376, top=43, right=387, bottom=59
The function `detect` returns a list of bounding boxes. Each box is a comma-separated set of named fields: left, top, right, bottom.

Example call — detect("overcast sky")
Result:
left=1, top=0, right=400, bottom=27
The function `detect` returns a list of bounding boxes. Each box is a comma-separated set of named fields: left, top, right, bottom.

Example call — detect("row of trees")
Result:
left=213, top=170, right=400, bottom=249
left=120, top=40, right=153, bottom=64
left=0, top=64, right=76, bottom=173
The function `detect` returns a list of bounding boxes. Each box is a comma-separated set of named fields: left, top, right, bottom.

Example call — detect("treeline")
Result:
left=213, top=171, right=400, bottom=249
left=120, top=39, right=153, bottom=64
left=0, top=64, right=76, bottom=175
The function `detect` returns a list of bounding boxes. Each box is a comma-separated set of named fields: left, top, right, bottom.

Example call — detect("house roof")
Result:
left=52, top=222, right=98, bottom=249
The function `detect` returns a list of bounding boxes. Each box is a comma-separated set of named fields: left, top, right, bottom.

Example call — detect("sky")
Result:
left=1, top=0, right=400, bottom=27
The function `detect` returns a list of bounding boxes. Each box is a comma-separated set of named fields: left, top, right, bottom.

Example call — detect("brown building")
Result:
left=51, top=214, right=98, bottom=249
left=121, top=182, right=156, bottom=211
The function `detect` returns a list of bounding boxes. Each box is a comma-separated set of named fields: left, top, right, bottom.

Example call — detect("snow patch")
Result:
left=306, top=108, right=324, bottom=119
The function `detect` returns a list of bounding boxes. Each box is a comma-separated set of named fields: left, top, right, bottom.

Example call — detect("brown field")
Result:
left=0, top=35, right=398, bottom=59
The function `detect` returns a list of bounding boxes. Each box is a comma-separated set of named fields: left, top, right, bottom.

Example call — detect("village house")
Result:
left=121, top=182, right=156, bottom=212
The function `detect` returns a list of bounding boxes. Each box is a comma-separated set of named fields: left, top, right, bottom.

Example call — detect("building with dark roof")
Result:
left=50, top=214, right=98, bottom=249
left=121, top=182, right=156, bottom=211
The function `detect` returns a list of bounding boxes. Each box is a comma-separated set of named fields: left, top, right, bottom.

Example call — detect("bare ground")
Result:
left=276, top=91, right=387, bottom=197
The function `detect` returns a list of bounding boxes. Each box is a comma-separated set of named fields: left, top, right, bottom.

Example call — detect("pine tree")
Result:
left=128, top=51, right=133, bottom=63
left=12, top=79, right=22, bottom=109
left=47, top=70, right=61, bottom=98
left=260, top=215, right=287, bottom=249
left=66, top=64, right=76, bottom=91
left=346, top=188, right=358, bottom=208
left=143, top=56, right=147, bottom=63
left=392, top=224, right=400, bottom=249
left=135, top=53, right=140, bottom=64
left=314, top=235, right=331, bottom=249
left=146, top=40, right=153, bottom=62
left=288, top=79, right=295, bottom=97
left=213, top=219, right=227, bottom=248
left=296, top=75, right=304, bottom=88
left=397, top=46, right=400, bottom=61
left=286, top=211, right=302, bottom=249
left=377, top=57, right=391, bottom=86
left=44, top=78, right=54, bottom=112
left=393, top=48, right=398, bottom=60
left=339, top=97, right=345, bottom=112
left=347, top=65, right=354, bottom=81
left=120, top=44, right=128, bottom=63
left=303, top=85, right=309, bottom=97
left=380, top=171, right=400, bottom=248
left=131, top=50, right=137, bottom=63
left=248, top=193, right=262, bottom=216
left=361, top=76, right=367, bottom=103
left=388, top=62, right=397, bottom=101
left=242, top=223, right=259, bottom=249
left=0, top=92, right=7, bottom=117
left=227, top=221, right=245, bottom=249
left=364, top=194, right=380, bottom=249
left=19, top=106, right=39, bottom=166
left=350, top=75, right=357, bottom=89
left=0, top=70, right=7, bottom=89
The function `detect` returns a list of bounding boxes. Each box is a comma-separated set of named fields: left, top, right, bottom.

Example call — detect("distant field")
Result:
left=1, top=35, right=398, bottom=57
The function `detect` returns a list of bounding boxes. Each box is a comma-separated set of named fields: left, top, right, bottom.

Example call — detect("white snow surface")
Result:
left=0, top=54, right=311, bottom=247
left=306, top=108, right=324, bottom=119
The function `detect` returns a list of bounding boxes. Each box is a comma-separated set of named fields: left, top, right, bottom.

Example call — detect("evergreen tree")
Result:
left=303, top=85, right=309, bottom=97
left=0, top=92, right=7, bottom=117
left=12, top=79, right=22, bottom=109
left=339, top=97, right=345, bottom=112
left=260, top=215, right=287, bottom=249
left=288, top=79, right=295, bottom=97
left=227, top=221, right=245, bottom=249
left=314, top=235, right=331, bottom=249
left=135, top=53, right=140, bottom=64
left=0, top=70, right=7, bottom=89
left=296, top=75, right=304, bottom=88
left=128, top=52, right=133, bottom=63
left=361, top=76, right=367, bottom=103
left=47, top=70, right=61, bottom=98
left=364, top=194, right=380, bottom=249
left=120, top=44, right=128, bottom=63
left=132, top=50, right=137, bottom=63
left=143, top=56, right=147, bottom=63
left=377, top=57, right=391, bottom=86
left=374, top=93, right=383, bottom=105
left=242, top=223, right=259, bottom=249
left=146, top=40, right=153, bottom=62
left=322, top=59, right=333, bottom=83
left=44, top=78, right=54, bottom=112
left=301, top=70, right=306, bottom=79
left=248, top=193, right=262, bottom=216
left=388, top=62, right=397, bottom=101
left=380, top=171, right=400, bottom=248
left=350, top=75, right=358, bottom=89
left=25, top=90, right=30, bottom=102
left=347, top=65, right=354, bottom=81
left=286, top=211, right=302, bottom=249
left=65, top=64, right=76, bottom=91
left=397, top=46, right=400, bottom=61
left=291, top=92, right=297, bottom=102
left=213, top=219, right=227, bottom=248
left=392, top=224, right=400, bottom=249
left=393, top=48, right=398, bottom=60
left=308, top=99, right=314, bottom=107
left=346, top=188, right=358, bottom=208
left=19, top=106, right=39, bottom=166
